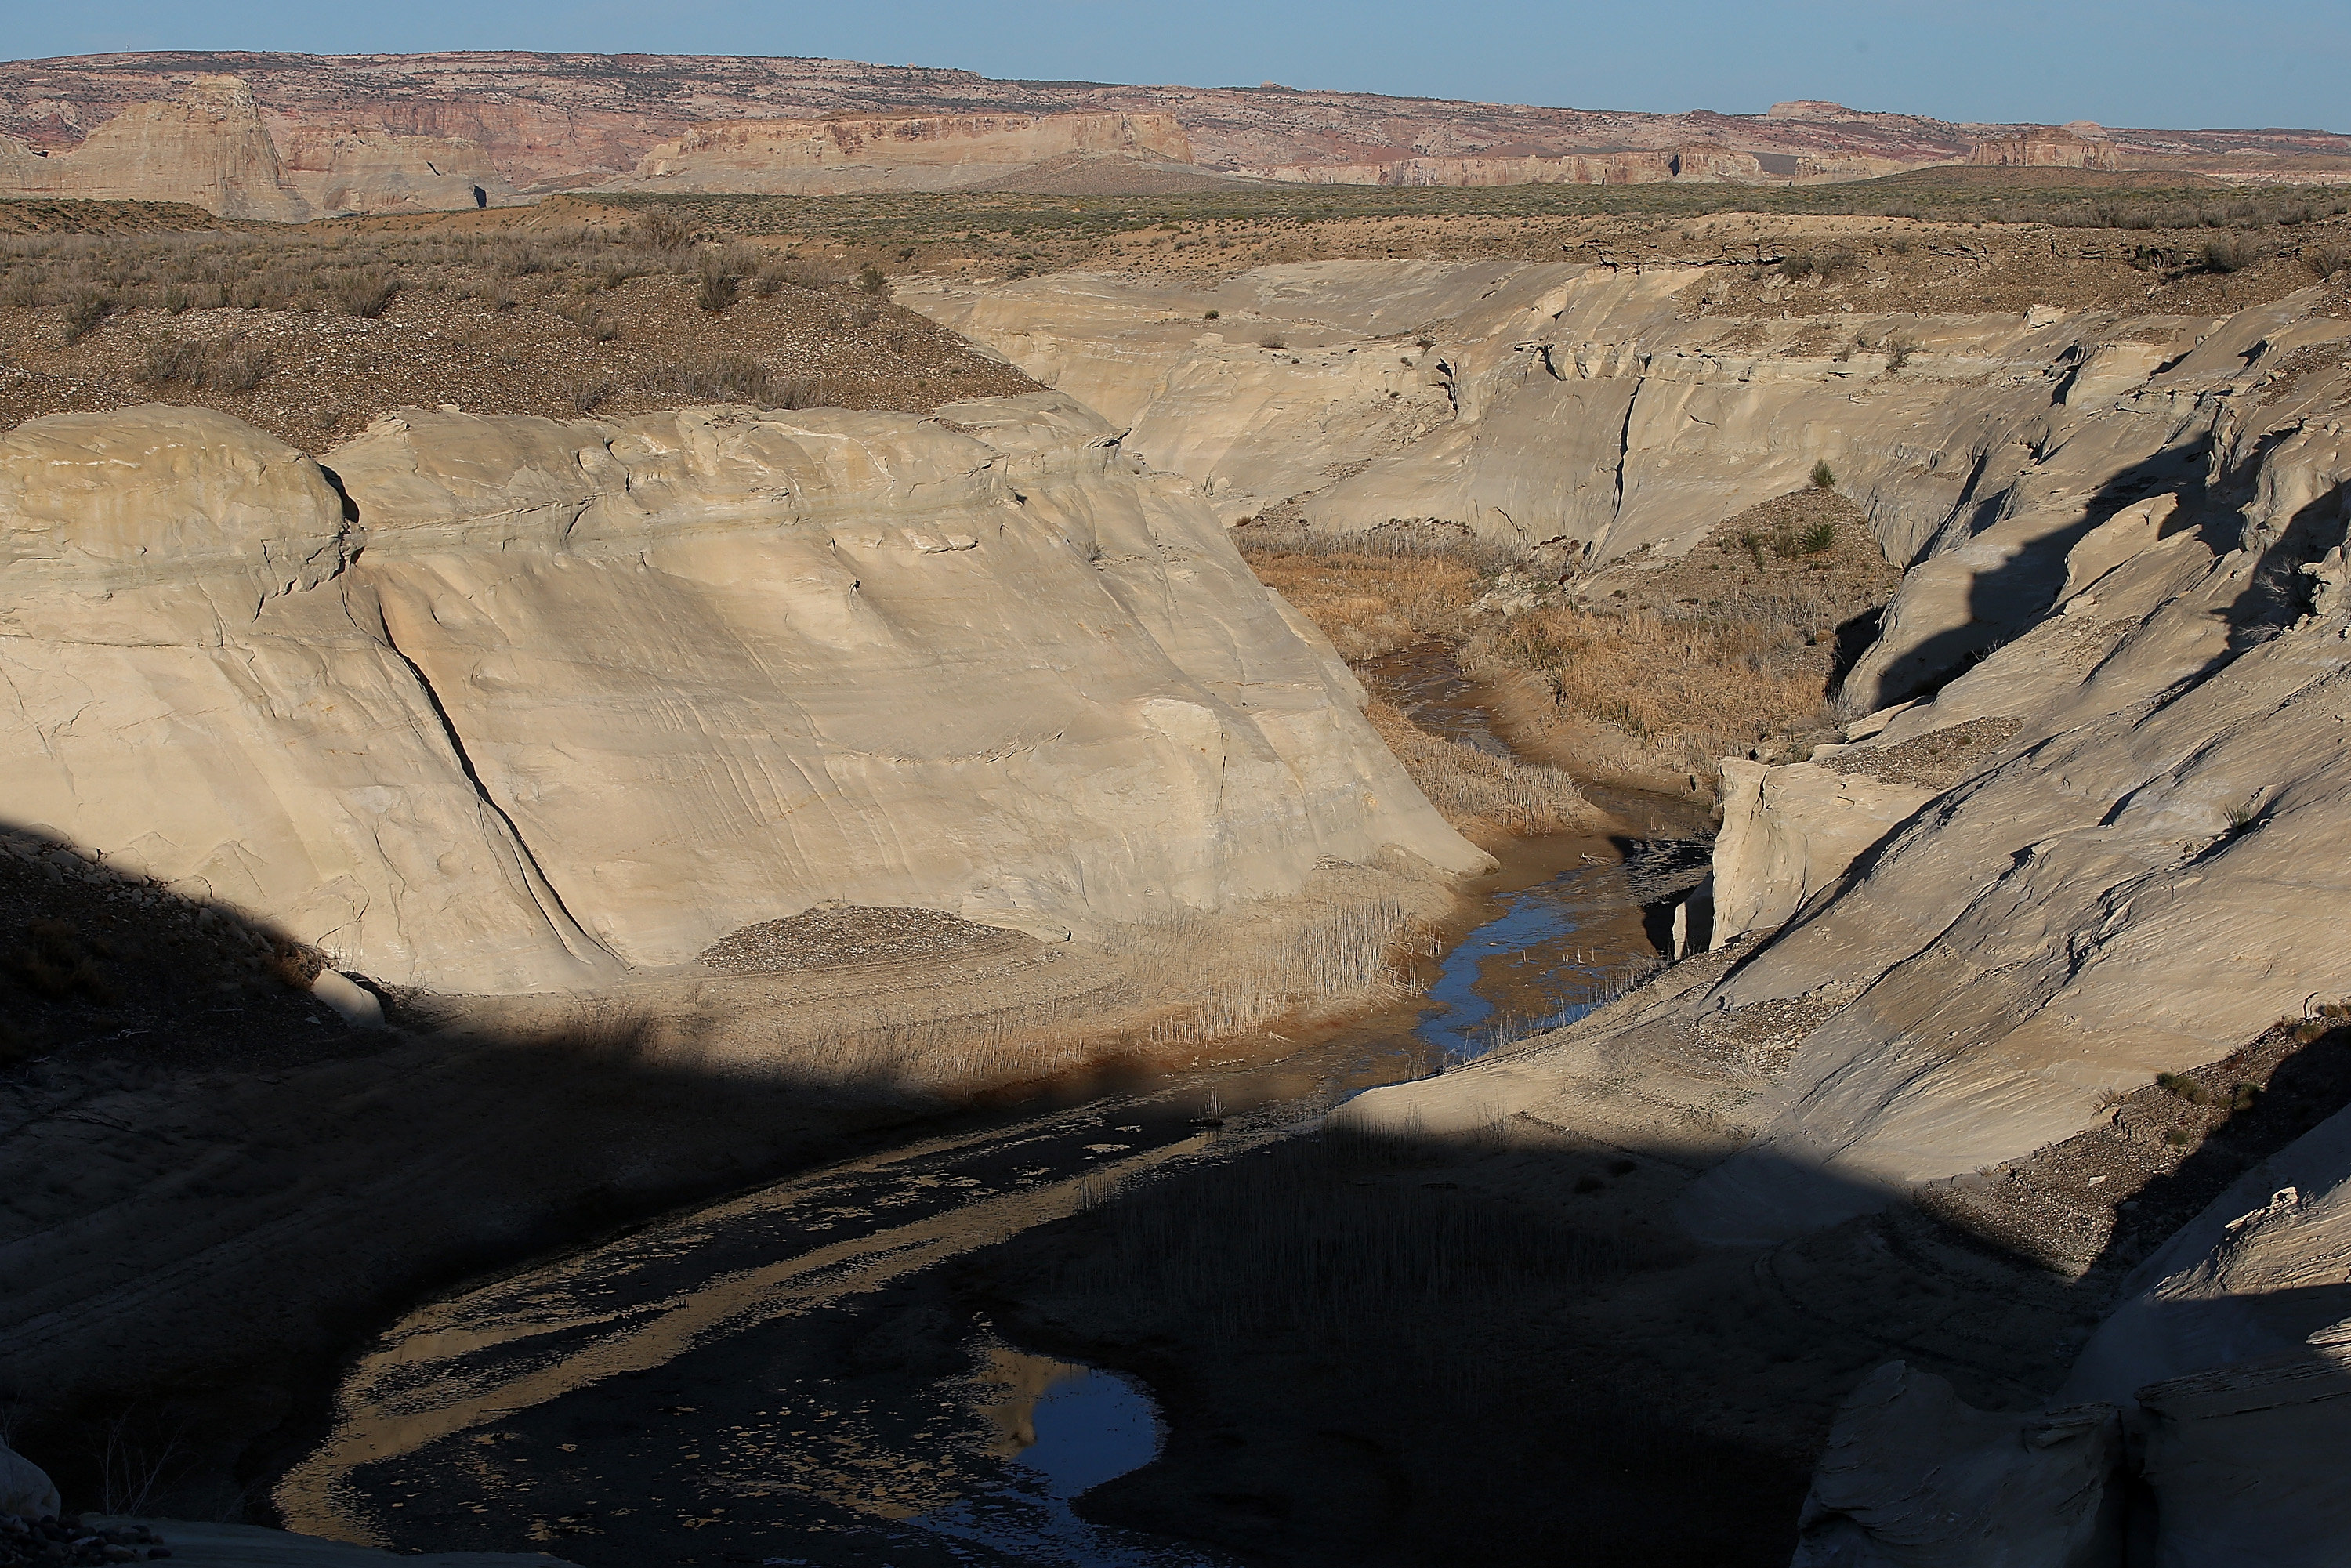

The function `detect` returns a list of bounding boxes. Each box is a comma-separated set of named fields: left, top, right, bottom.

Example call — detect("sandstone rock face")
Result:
left=1672, top=333, right=2351, bottom=1244
left=1790, top=1363, right=2121, bottom=1567
left=1966, top=128, right=2123, bottom=169
left=1708, top=759, right=1931, bottom=949
left=1802, top=1105, right=2351, bottom=1567
left=267, top=119, right=519, bottom=215
left=0, top=397, right=1480, bottom=994
left=904, top=262, right=2248, bottom=618
left=0, top=1439, right=60, bottom=1520
left=607, top=112, right=1192, bottom=195
left=9, top=53, right=2344, bottom=204
left=1241, top=144, right=1762, bottom=187
left=0, top=74, right=310, bottom=220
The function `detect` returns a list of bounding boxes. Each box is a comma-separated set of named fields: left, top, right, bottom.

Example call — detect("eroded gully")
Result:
left=273, top=644, right=1709, bottom=1568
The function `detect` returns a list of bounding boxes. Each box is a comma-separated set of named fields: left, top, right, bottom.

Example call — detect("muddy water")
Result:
left=277, top=650, right=1700, bottom=1568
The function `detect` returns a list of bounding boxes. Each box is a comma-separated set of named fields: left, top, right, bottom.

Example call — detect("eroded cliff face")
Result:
left=0, top=395, right=1480, bottom=994
left=904, top=263, right=2229, bottom=609
left=1678, top=336, right=2351, bottom=1244
left=0, top=74, right=311, bottom=220
left=608, top=112, right=1193, bottom=195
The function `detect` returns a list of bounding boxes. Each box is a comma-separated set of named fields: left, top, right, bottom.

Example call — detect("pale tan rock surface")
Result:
left=9, top=53, right=2345, bottom=204
left=1788, top=1363, right=2121, bottom=1567
left=1800, top=1105, right=2351, bottom=1567
left=903, top=261, right=2255, bottom=622
left=267, top=118, right=520, bottom=214
left=605, top=111, right=1192, bottom=195
left=1708, top=759, right=1931, bottom=949
left=0, top=1439, right=60, bottom=1520
left=0, top=395, right=1480, bottom=994
left=0, top=74, right=310, bottom=220
left=1323, top=284, right=2351, bottom=1251
left=2063, top=1104, right=2351, bottom=1409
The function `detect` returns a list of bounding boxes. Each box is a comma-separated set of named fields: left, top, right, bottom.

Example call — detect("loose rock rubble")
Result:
left=697, top=904, right=1036, bottom=974
left=0, top=1514, right=169, bottom=1565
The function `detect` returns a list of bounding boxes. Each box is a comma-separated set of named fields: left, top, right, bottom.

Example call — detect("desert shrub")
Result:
left=1777, top=248, right=1858, bottom=282
left=1810, top=460, right=1837, bottom=491
left=60, top=287, right=114, bottom=343
left=1261, top=334, right=1288, bottom=349
left=1202, top=308, right=1219, bottom=320
left=141, top=332, right=275, bottom=392
left=263, top=934, right=324, bottom=990
left=332, top=265, right=398, bottom=318
left=855, top=264, right=889, bottom=297
left=777, top=258, right=840, bottom=289
left=1885, top=335, right=1914, bottom=371
left=694, top=253, right=741, bottom=313
left=634, top=211, right=696, bottom=252
left=492, top=243, right=550, bottom=278
left=2200, top=237, right=2259, bottom=274
left=1801, top=521, right=1838, bottom=553
left=2306, top=245, right=2349, bottom=278
left=7, top=917, right=114, bottom=1004
left=2155, top=1071, right=2207, bottom=1103
left=635, top=355, right=828, bottom=410
left=590, top=256, right=650, bottom=290
left=557, top=372, right=621, bottom=413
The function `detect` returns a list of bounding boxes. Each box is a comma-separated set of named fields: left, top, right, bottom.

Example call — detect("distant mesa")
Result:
left=1966, top=125, right=2122, bottom=170
left=607, top=110, right=1195, bottom=196
left=2, top=53, right=2346, bottom=219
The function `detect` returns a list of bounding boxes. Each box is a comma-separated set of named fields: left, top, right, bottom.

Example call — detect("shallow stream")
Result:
left=276, top=646, right=1702, bottom=1568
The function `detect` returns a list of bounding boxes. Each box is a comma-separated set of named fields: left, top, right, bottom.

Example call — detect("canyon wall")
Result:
left=608, top=111, right=1192, bottom=195
left=0, top=395, right=1481, bottom=994
left=1239, top=144, right=1764, bottom=187
left=0, top=73, right=311, bottom=220
left=1675, top=322, right=2351, bottom=1242
left=5, top=54, right=2348, bottom=215
left=902, top=257, right=2237, bottom=621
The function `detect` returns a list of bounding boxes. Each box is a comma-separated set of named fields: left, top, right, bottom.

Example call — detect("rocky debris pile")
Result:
left=1, top=1515, right=171, bottom=1565
left=0, top=1444, right=166, bottom=1564
left=698, top=904, right=1033, bottom=974
left=1817, top=716, right=2021, bottom=791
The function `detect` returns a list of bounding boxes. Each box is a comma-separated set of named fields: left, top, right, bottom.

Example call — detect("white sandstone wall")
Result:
left=900, top=261, right=2238, bottom=613
left=0, top=395, right=1483, bottom=994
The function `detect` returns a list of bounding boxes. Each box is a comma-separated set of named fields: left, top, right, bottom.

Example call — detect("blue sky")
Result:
left=11, top=0, right=2346, bottom=132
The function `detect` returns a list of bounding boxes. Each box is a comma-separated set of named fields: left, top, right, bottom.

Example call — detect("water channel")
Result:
left=273, top=646, right=1708, bottom=1568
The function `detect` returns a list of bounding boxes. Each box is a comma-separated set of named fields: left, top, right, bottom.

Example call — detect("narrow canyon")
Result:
left=4, top=118, right=2350, bottom=1568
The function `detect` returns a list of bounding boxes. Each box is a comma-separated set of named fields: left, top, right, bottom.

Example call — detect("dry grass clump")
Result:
left=1466, top=490, right=1900, bottom=792
left=1365, top=700, right=1586, bottom=834
left=140, top=332, right=274, bottom=391
left=632, top=354, right=831, bottom=410
left=1237, top=538, right=1489, bottom=659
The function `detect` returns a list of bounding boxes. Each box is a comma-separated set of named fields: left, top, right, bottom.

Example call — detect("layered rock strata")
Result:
left=1324, top=278, right=2351, bottom=1243
left=7, top=54, right=2346, bottom=211
left=904, top=259, right=2274, bottom=643
left=0, top=395, right=1480, bottom=994
left=1794, top=1102, right=2351, bottom=1565
left=609, top=111, right=1193, bottom=195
